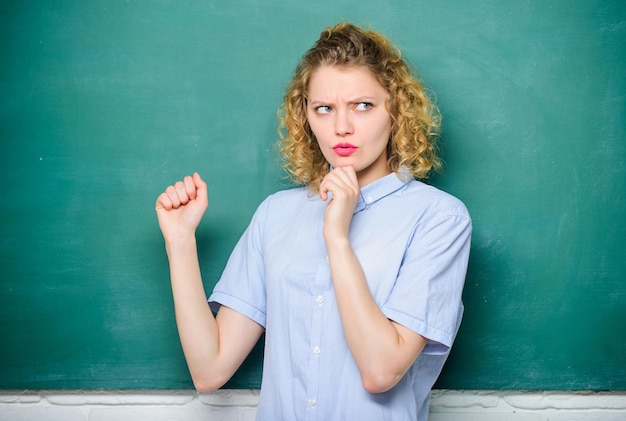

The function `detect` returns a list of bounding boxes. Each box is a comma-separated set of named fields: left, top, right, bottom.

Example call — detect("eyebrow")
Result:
left=308, top=96, right=379, bottom=106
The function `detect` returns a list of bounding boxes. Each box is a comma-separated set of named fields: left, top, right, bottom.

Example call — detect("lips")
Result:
left=333, top=143, right=358, bottom=157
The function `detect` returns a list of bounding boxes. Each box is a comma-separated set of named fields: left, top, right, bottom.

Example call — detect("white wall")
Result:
left=1, top=390, right=625, bottom=420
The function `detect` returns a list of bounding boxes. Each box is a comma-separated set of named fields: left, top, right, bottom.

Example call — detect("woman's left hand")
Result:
left=319, top=166, right=360, bottom=240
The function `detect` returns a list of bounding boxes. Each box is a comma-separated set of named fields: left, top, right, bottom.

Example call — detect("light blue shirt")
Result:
left=209, top=170, right=472, bottom=421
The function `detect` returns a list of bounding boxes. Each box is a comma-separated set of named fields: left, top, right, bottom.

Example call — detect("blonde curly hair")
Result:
left=278, top=22, right=442, bottom=192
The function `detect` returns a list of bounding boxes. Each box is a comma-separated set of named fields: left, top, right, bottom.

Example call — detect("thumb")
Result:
left=193, top=172, right=209, bottom=206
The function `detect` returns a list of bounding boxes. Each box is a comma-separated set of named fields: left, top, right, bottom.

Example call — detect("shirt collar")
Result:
left=354, top=168, right=412, bottom=214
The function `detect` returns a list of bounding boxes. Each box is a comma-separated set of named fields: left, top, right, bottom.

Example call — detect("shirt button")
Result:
left=316, top=295, right=325, bottom=304
left=365, top=195, right=373, bottom=204
left=309, top=398, right=317, bottom=406
left=313, top=346, right=321, bottom=355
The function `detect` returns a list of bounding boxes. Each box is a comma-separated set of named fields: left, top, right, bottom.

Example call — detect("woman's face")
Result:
left=306, top=65, right=392, bottom=187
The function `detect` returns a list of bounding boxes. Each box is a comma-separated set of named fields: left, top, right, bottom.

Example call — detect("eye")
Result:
left=315, top=105, right=332, bottom=114
left=355, top=102, right=373, bottom=111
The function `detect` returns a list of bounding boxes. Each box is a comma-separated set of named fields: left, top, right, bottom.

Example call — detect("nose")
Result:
left=334, top=109, right=354, bottom=136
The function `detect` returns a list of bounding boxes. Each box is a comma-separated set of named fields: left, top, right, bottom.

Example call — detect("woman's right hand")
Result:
left=155, top=172, right=208, bottom=243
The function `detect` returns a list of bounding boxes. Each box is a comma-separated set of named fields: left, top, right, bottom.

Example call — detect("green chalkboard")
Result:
left=1, top=1, right=625, bottom=390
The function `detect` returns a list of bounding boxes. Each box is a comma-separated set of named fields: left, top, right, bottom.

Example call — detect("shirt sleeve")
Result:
left=208, top=197, right=269, bottom=329
left=382, top=201, right=472, bottom=355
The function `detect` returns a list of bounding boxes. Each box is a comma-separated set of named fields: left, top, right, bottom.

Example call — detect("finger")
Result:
left=156, top=192, right=174, bottom=211
left=321, top=169, right=357, bottom=201
left=165, top=185, right=181, bottom=208
left=325, top=167, right=350, bottom=186
left=174, top=181, right=190, bottom=205
left=320, top=172, right=341, bottom=201
left=343, top=166, right=358, bottom=186
left=319, top=182, right=329, bottom=201
left=183, top=175, right=196, bottom=200
left=331, top=166, right=358, bottom=189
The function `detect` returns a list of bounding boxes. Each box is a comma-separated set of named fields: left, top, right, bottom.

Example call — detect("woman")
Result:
left=156, top=22, right=472, bottom=421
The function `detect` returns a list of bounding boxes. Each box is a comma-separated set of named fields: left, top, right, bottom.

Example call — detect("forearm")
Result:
left=165, top=235, right=220, bottom=386
left=326, top=237, right=424, bottom=393
left=165, top=235, right=264, bottom=391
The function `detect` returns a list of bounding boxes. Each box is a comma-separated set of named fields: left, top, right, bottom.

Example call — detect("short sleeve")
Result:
left=208, top=198, right=270, bottom=328
left=382, top=202, right=472, bottom=355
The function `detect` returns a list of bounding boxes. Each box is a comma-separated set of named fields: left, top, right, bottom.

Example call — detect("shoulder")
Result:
left=261, top=186, right=314, bottom=208
left=245, top=186, right=323, bottom=241
left=254, top=186, right=321, bottom=219
left=402, top=179, right=471, bottom=221
left=267, top=185, right=311, bottom=201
